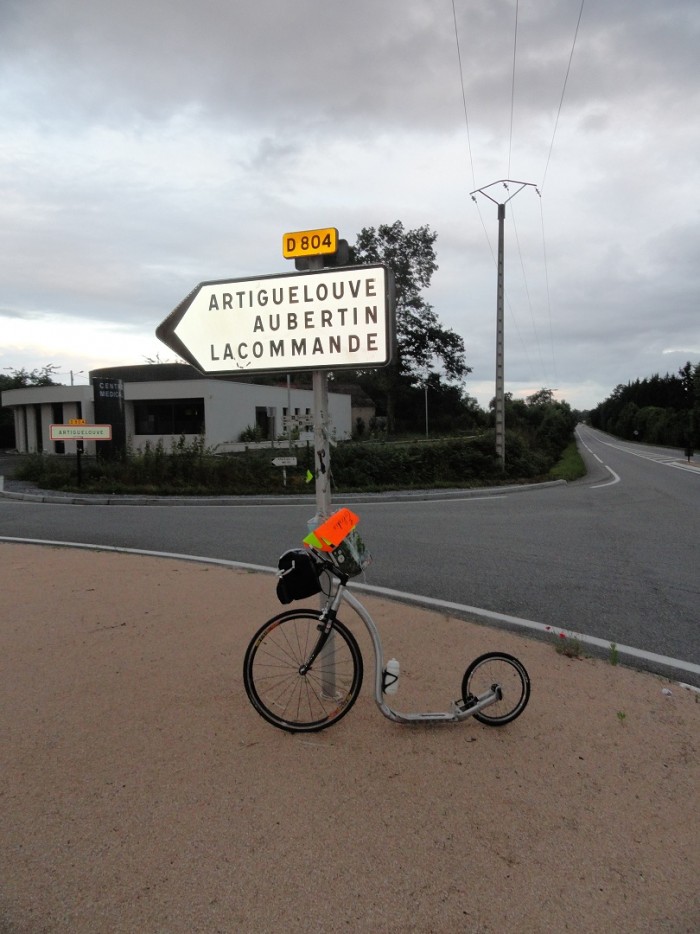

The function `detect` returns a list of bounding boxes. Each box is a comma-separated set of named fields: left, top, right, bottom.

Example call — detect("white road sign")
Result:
left=156, top=264, right=394, bottom=376
left=272, top=456, right=297, bottom=467
left=50, top=424, right=112, bottom=440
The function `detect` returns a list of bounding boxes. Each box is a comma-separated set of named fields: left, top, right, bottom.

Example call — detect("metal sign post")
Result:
left=49, top=423, right=113, bottom=487
left=300, top=254, right=335, bottom=696
left=298, top=254, right=331, bottom=525
left=312, top=370, right=331, bottom=519
left=312, top=368, right=336, bottom=691
left=272, top=456, right=297, bottom=487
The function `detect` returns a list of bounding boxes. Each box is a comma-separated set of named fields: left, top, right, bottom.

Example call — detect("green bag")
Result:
left=330, top=527, right=372, bottom=577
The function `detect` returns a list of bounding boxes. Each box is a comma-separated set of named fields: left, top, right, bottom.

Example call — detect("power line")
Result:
left=538, top=194, right=560, bottom=387
left=540, top=0, right=586, bottom=191
left=509, top=199, right=547, bottom=384
left=451, top=0, right=477, bottom=189
left=507, top=0, right=520, bottom=178
left=453, top=3, right=571, bottom=409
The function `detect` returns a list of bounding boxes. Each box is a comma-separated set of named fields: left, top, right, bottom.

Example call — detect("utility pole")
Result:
left=471, top=179, right=538, bottom=469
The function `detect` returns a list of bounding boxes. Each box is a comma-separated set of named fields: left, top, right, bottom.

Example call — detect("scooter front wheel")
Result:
left=461, top=652, right=530, bottom=726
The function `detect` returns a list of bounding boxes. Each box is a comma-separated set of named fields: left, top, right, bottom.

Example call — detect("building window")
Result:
left=282, top=406, right=314, bottom=433
left=133, top=399, right=205, bottom=435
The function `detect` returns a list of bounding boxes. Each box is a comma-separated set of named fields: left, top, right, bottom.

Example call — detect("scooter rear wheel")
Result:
left=243, top=609, right=363, bottom=733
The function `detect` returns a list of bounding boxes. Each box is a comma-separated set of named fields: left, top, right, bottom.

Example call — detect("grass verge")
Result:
left=547, top=442, right=586, bottom=482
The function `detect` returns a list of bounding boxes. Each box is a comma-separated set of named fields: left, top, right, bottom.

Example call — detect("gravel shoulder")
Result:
left=1, top=544, right=698, bottom=933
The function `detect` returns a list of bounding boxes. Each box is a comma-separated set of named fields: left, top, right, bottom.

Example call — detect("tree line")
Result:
left=589, top=362, right=699, bottom=450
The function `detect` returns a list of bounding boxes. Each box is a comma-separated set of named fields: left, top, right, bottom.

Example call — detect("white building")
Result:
left=1, top=364, right=353, bottom=455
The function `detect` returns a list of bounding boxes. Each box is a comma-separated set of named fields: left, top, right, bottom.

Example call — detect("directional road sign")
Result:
left=272, top=456, right=297, bottom=467
left=156, top=264, right=394, bottom=376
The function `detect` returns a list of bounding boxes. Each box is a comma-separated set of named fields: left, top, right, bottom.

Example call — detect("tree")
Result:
left=0, top=365, right=60, bottom=448
left=678, top=361, right=698, bottom=452
left=0, top=365, right=60, bottom=390
left=526, top=388, right=556, bottom=407
left=494, top=388, right=576, bottom=460
left=350, top=221, right=471, bottom=431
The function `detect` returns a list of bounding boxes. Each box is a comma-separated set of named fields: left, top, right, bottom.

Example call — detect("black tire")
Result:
left=243, top=609, right=363, bottom=733
left=461, top=652, right=530, bottom=726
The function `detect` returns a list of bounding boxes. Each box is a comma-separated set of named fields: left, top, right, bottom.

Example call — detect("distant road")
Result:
left=1, top=428, right=698, bottom=673
left=352, top=426, right=699, bottom=666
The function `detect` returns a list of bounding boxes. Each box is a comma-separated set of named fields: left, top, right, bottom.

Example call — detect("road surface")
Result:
left=1, top=427, right=698, bottom=672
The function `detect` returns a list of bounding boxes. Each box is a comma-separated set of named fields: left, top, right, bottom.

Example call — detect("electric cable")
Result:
left=538, top=193, right=560, bottom=387
left=471, top=191, right=537, bottom=384
left=507, top=0, right=520, bottom=178
left=454, top=0, right=574, bottom=398
left=541, top=0, right=586, bottom=192
left=509, top=201, right=547, bottom=385
left=451, top=0, right=477, bottom=189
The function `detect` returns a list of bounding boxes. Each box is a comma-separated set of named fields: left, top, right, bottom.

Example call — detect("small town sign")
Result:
left=156, top=264, right=395, bottom=377
left=50, top=424, right=112, bottom=441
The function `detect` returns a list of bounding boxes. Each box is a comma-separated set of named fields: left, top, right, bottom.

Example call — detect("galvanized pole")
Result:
left=306, top=255, right=332, bottom=526
left=312, top=368, right=331, bottom=521
left=304, top=255, right=335, bottom=696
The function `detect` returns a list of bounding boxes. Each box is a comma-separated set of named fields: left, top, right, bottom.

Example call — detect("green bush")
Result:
left=328, top=436, right=499, bottom=491
left=15, top=427, right=577, bottom=495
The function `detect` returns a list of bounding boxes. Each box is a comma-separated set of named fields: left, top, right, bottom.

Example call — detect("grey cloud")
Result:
left=0, top=0, right=698, bottom=409
left=5, top=0, right=693, bottom=135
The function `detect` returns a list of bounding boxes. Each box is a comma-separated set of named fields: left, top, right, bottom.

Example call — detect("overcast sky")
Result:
left=1, top=0, right=698, bottom=411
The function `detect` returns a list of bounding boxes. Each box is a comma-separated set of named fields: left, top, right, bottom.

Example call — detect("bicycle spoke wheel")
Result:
left=461, top=652, right=530, bottom=726
left=243, top=610, right=363, bottom=733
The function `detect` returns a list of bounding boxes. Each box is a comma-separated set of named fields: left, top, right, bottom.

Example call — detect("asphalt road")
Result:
left=1, top=428, right=698, bottom=672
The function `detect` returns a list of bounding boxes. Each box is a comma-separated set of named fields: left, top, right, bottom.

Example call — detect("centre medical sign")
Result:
left=156, top=264, right=395, bottom=376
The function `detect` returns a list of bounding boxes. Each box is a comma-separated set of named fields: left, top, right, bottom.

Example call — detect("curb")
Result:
left=352, top=580, right=700, bottom=689
left=1, top=535, right=698, bottom=689
left=0, top=479, right=567, bottom=506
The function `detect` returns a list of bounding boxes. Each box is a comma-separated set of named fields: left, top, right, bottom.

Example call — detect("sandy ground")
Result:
left=1, top=543, right=698, bottom=934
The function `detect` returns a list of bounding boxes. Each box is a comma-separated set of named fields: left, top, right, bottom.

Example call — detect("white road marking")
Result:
left=591, top=466, right=621, bottom=489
